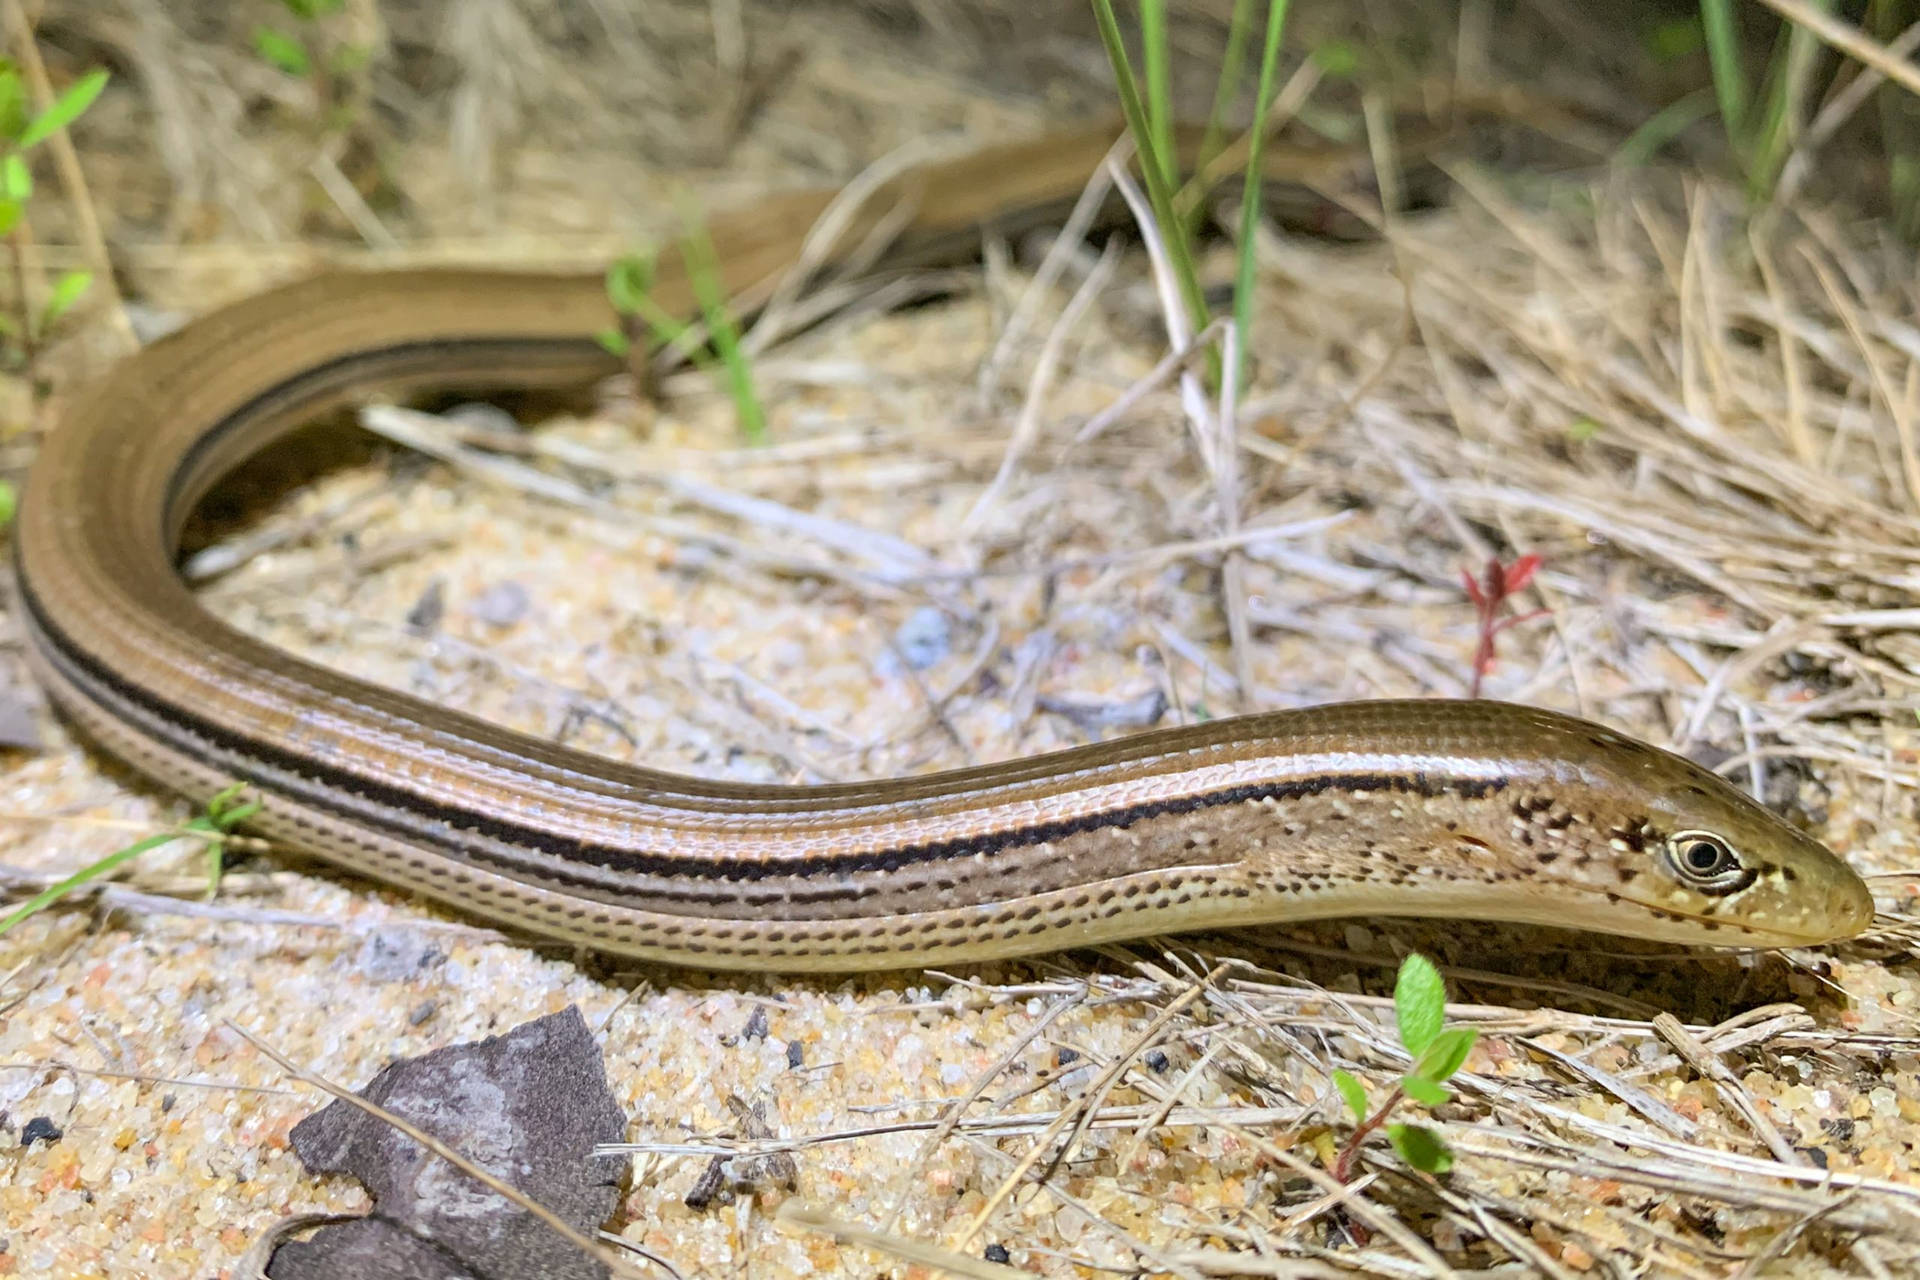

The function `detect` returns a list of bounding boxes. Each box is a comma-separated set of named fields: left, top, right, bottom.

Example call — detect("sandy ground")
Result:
left=3, top=3, right=1920, bottom=1278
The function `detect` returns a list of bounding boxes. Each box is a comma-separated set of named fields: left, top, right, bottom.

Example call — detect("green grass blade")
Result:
left=0, top=787, right=261, bottom=934
left=1699, top=0, right=1752, bottom=152
left=1746, top=0, right=1830, bottom=199
left=0, top=830, right=182, bottom=935
left=1231, top=0, right=1291, bottom=391
left=678, top=199, right=766, bottom=443
left=1140, top=0, right=1176, bottom=193
left=1199, top=0, right=1258, bottom=173
left=1616, top=88, right=1718, bottom=167
left=1090, top=0, right=1211, bottom=336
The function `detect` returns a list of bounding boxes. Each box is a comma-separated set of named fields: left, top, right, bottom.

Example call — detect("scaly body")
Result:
left=14, top=123, right=1873, bottom=969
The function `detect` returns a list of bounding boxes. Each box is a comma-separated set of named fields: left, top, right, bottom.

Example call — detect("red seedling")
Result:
left=1462, top=554, right=1547, bottom=698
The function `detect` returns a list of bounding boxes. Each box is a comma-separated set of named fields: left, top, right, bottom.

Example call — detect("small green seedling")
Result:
left=0, top=62, right=107, bottom=367
left=1331, top=952, right=1478, bottom=1179
left=253, top=0, right=373, bottom=140
left=253, top=0, right=346, bottom=79
left=0, top=784, right=259, bottom=938
left=599, top=198, right=765, bottom=443
left=253, top=26, right=312, bottom=77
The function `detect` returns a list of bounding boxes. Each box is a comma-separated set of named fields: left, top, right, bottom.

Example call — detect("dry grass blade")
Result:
left=775, top=1201, right=1027, bottom=1279
left=1748, top=0, right=1920, bottom=99
left=962, top=237, right=1121, bottom=537
left=952, top=964, right=1226, bottom=1253
left=13, top=8, right=1920, bottom=1275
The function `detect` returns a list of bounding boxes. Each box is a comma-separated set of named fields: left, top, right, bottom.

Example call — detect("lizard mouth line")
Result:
left=1594, top=886, right=1853, bottom=948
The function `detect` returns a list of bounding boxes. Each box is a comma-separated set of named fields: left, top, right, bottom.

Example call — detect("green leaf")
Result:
left=1567, top=417, right=1600, bottom=443
left=1, top=153, right=28, bottom=201
left=595, top=327, right=631, bottom=357
left=1393, top=953, right=1446, bottom=1056
left=1332, top=1069, right=1368, bottom=1123
left=1400, top=1074, right=1450, bottom=1108
left=1647, top=17, right=1706, bottom=62
left=1311, top=40, right=1359, bottom=77
left=280, top=0, right=346, bottom=16
left=0, top=65, right=25, bottom=142
left=204, top=782, right=261, bottom=826
left=0, top=197, right=23, bottom=236
left=1386, top=1123, right=1454, bottom=1174
left=252, top=27, right=311, bottom=77
left=605, top=254, right=655, bottom=316
left=18, top=68, right=108, bottom=150
left=38, top=269, right=91, bottom=334
left=1411, top=1026, right=1479, bottom=1084
left=0, top=479, right=17, bottom=528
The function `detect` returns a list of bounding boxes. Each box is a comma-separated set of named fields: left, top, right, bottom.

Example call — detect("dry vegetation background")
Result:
left=2, top=0, right=1920, bottom=1277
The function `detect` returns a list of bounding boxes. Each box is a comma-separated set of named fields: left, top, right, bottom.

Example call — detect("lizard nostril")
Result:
left=1835, top=877, right=1876, bottom=936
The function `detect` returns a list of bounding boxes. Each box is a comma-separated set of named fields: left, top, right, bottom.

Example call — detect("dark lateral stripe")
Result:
left=170, top=334, right=606, bottom=524
left=20, top=570, right=1511, bottom=886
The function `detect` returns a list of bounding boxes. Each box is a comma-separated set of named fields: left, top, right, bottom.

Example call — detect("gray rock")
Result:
left=270, top=1007, right=626, bottom=1280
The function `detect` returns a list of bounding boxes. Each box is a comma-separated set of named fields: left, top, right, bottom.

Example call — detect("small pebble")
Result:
left=406, top=579, right=446, bottom=633
left=122, top=301, right=187, bottom=342
left=893, top=606, right=952, bottom=670
left=0, top=685, right=43, bottom=750
left=469, top=580, right=532, bottom=627
left=20, top=1117, right=61, bottom=1148
left=356, top=928, right=441, bottom=983
left=443, top=402, right=525, bottom=435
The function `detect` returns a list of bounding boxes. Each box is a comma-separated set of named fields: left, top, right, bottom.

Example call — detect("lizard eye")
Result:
left=1665, top=830, right=1753, bottom=894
